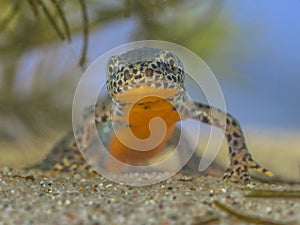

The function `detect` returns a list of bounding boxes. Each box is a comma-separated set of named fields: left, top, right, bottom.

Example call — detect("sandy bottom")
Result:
left=1, top=129, right=300, bottom=224
left=1, top=167, right=300, bottom=225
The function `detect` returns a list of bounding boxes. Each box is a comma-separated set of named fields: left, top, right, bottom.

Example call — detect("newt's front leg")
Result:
left=194, top=102, right=273, bottom=184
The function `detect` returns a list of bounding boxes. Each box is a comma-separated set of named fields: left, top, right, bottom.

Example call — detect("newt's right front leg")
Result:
left=193, top=102, right=273, bottom=184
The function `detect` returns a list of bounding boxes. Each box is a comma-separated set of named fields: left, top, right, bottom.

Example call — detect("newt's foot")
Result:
left=223, top=155, right=273, bottom=184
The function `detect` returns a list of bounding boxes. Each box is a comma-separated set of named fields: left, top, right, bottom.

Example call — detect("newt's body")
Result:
left=38, top=47, right=272, bottom=184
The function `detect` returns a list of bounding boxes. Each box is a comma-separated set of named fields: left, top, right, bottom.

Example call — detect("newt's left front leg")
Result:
left=192, top=102, right=273, bottom=184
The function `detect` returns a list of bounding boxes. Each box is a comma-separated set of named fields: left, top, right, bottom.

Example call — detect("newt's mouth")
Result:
left=114, top=84, right=180, bottom=103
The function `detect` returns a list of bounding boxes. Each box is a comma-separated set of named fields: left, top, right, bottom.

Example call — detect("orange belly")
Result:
left=109, top=96, right=180, bottom=166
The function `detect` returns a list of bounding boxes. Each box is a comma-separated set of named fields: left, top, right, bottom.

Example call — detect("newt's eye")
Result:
left=164, top=52, right=178, bottom=72
left=167, top=57, right=176, bottom=68
left=107, top=64, right=114, bottom=75
left=106, top=56, right=119, bottom=78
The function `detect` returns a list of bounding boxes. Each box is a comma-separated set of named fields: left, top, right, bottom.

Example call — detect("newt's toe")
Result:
left=249, top=163, right=273, bottom=177
left=223, top=165, right=251, bottom=184
left=223, top=159, right=273, bottom=185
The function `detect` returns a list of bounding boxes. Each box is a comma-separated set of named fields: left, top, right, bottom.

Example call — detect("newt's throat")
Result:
left=109, top=95, right=180, bottom=165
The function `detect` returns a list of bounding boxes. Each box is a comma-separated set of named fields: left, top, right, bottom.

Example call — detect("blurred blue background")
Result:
left=222, top=0, right=300, bottom=130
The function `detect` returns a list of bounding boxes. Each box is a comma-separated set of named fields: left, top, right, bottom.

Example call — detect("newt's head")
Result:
left=106, top=47, right=185, bottom=102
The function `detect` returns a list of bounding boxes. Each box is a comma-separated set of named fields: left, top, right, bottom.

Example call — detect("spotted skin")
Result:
left=37, top=47, right=272, bottom=184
